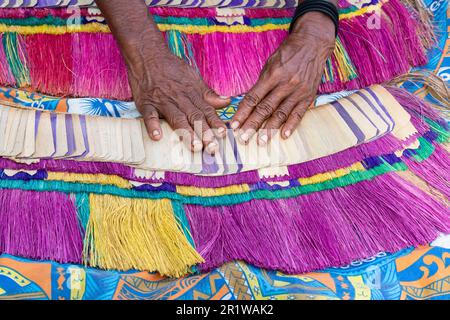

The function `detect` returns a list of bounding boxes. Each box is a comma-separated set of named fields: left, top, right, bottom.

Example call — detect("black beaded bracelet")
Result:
left=289, top=0, right=339, bottom=37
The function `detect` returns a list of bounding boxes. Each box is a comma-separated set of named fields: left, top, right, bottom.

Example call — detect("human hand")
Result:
left=231, top=12, right=336, bottom=145
left=95, top=0, right=230, bottom=154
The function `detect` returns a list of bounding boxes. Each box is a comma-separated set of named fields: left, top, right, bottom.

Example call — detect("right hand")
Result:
left=126, top=45, right=230, bottom=154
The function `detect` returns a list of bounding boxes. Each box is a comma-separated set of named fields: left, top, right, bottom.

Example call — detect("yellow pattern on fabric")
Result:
left=348, top=276, right=372, bottom=300
left=0, top=267, right=31, bottom=287
left=68, top=267, right=86, bottom=300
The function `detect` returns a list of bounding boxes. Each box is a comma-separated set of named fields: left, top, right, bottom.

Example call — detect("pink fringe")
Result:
left=404, top=143, right=450, bottom=199
left=190, top=30, right=287, bottom=96
left=25, top=34, right=73, bottom=96
left=71, top=33, right=131, bottom=100
left=382, top=0, right=427, bottom=67
left=0, top=0, right=431, bottom=100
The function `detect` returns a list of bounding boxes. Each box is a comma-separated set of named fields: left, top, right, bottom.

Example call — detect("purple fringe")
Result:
left=288, top=132, right=418, bottom=178
left=404, top=144, right=450, bottom=199
left=0, top=0, right=429, bottom=99
left=185, top=173, right=450, bottom=274
left=386, top=86, right=445, bottom=122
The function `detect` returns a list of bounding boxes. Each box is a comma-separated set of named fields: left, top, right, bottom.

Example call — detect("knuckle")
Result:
left=268, top=67, right=282, bottom=78
left=255, top=101, right=274, bottom=117
left=291, top=111, right=303, bottom=122
left=187, top=110, right=205, bottom=124
left=288, top=77, right=301, bottom=87
left=202, top=106, right=217, bottom=118
left=171, top=114, right=188, bottom=128
left=246, top=119, right=260, bottom=129
left=243, top=93, right=260, bottom=107
left=202, top=88, right=215, bottom=99
left=297, top=83, right=309, bottom=92
left=273, top=109, right=289, bottom=122
left=143, top=113, right=159, bottom=123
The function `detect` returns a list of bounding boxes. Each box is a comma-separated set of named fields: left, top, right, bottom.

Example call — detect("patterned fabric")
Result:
left=0, top=0, right=448, bottom=300
left=0, top=88, right=358, bottom=121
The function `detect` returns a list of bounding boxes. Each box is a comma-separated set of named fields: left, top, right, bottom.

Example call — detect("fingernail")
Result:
left=259, top=134, right=268, bottom=145
left=152, top=130, right=160, bottom=137
left=219, top=95, right=229, bottom=100
left=192, top=139, right=203, bottom=152
left=284, top=130, right=291, bottom=138
left=218, top=127, right=225, bottom=134
left=231, top=121, right=240, bottom=130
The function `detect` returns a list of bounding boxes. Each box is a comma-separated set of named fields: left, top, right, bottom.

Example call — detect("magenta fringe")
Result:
left=0, top=189, right=83, bottom=263
left=71, top=33, right=131, bottom=100
left=404, top=144, right=450, bottom=199
left=185, top=172, right=450, bottom=273
left=386, top=86, right=445, bottom=122
left=189, top=30, right=287, bottom=97
left=26, top=34, right=73, bottom=96
left=0, top=0, right=430, bottom=99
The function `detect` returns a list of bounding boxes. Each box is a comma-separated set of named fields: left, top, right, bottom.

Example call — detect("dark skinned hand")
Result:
left=231, top=11, right=337, bottom=145
left=95, top=0, right=337, bottom=153
left=95, top=0, right=231, bottom=154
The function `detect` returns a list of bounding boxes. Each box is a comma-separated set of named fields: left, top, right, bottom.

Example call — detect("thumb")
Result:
left=203, top=88, right=231, bottom=109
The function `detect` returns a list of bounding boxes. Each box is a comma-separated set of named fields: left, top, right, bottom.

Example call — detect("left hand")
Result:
left=231, top=12, right=336, bottom=145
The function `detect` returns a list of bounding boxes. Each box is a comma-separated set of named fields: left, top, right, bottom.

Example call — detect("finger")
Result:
left=230, top=77, right=275, bottom=130
left=158, top=103, right=203, bottom=153
left=140, top=104, right=163, bottom=141
left=239, top=87, right=291, bottom=144
left=177, top=96, right=219, bottom=154
left=202, top=106, right=227, bottom=139
left=202, top=88, right=231, bottom=109
left=259, top=97, right=299, bottom=145
left=281, top=102, right=309, bottom=139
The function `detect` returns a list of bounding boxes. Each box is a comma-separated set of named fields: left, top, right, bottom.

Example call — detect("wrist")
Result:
left=290, top=12, right=336, bottom=44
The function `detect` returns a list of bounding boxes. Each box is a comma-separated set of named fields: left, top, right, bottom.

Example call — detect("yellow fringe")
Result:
left=84, top=195, right=203, bottom=277
left=333, top=38, right=357, bottom=81
left=0, top=23, right=290, bottom=35
left=298, top=162, right=365, bottom=185
left=47, top=172, right=132, bottom=189
left=157, top=23, right=289, bottom=34
left=339, top=0, right=388, bottom=20
left=0, top=23, right=111, bottom=35
left=176, top=184, right=251, bottom=197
